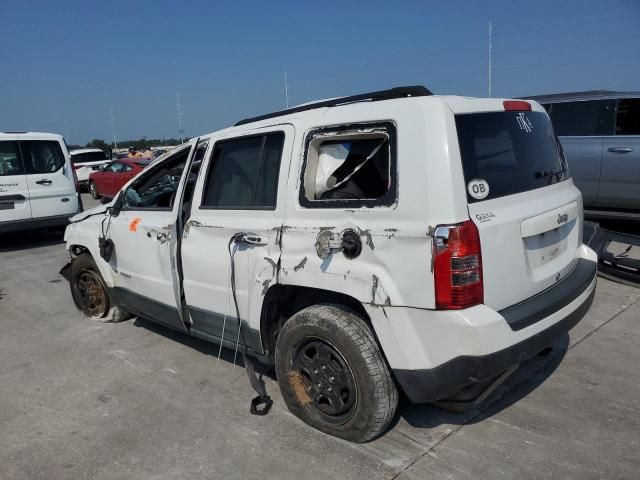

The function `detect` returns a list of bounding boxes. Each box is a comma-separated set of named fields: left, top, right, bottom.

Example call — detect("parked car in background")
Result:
left=88, top=158, right=150, bottom=200
left=64, top=86, right=597, bottom=442
left=525, top=91, right=640, bottom=220
left=0, top=131, right=81, bottom=233
left=70, top=148, right=111, bottom=190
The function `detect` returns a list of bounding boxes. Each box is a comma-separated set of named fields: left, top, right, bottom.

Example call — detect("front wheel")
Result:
left=69, top=253, right=131, bottom=323
left=89, top=181, right=101, bottom=200
left=275, top=304, right=398, bottom=443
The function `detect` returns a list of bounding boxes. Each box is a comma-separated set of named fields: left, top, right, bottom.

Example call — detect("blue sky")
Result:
left=1, top=0, right=639, bottom=145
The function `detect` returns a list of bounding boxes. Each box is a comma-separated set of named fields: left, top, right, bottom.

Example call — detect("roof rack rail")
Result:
left=234, top=85, right=433, bottom=126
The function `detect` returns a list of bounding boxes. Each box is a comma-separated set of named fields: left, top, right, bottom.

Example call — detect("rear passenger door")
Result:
left=547, top=100, right=615, bottom=207
left=181, top=126, right=293, bottom=354
left=20, top=140, right=78, bottom=218
left=600, top=98, right=640, bottom=210
left=0, top=138, right=31, bottom=222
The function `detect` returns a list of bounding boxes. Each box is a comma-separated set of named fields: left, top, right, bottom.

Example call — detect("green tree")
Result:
left=86, top=139, right=110, bottom=152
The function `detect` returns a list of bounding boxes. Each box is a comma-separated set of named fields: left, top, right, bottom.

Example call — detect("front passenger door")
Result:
left=106, top=144, right=193, bottom=332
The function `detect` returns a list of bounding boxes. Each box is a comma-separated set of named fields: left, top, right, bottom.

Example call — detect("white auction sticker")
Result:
left=467, top=178, right=490, bottom=199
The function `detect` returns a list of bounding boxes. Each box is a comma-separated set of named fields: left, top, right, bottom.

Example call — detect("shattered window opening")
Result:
left=122, top=147, right=190, bottom=210
left=301, top=123, right=396, bottom=208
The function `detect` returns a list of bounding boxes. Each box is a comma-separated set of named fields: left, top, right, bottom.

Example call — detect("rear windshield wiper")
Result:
left=534, top=167, right=565, bottom=184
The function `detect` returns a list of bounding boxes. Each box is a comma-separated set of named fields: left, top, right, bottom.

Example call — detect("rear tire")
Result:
left=89, top=181, right=101, bottom=200
left=70, top=253, right=131, bottom=323
left=275, top=304, right=398, bottom=443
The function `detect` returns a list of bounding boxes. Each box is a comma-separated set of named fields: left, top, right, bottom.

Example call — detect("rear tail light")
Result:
left=433, top=220, right=483, bottom=309
left=503, top=100, right=531, bottom=111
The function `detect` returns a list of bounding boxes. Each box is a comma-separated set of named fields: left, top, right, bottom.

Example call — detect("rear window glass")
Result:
left=0, top=141, right=23, bottom=176
left=202, top=133, right=284, bottom=209
left=456, top=111, right=568, bottom=203
left=71, top=151, right=108, bottom=163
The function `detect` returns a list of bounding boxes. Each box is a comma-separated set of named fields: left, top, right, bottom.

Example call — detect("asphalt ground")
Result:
left=0, top=193, right=638, bottom=479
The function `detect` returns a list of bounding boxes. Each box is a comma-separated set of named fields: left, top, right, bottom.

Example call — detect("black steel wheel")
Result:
left=292, top=337, right=357, bottom=424
left=275, top=304, right=398, bottom=443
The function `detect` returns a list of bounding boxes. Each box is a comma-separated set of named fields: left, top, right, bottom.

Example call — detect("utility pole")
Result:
left=110, top=105, right=118, bottom=150
left=177, top=92, right=184, bottom=144
left=63, top=118, right=70, bottom=143
left=284, top=70, right=289, bottom=108
left=488, top=20, right=493, bottom=98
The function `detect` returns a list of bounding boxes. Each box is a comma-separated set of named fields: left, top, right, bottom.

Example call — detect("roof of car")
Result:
left=0, top=131, right=64, bottom=140
left=234, top=85, right=433, bottom=126
left=522, top=90, right=640, bottom=103
left=70, top=148, right=106, bottom=155
left=189, top=86, right=543, bottom=141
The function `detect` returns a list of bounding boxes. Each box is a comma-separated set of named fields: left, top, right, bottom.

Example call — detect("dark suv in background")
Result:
left=526, top=91, right=640, bottom=220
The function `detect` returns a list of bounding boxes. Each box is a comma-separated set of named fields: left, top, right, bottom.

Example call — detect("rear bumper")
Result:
left=391, top=255, right=597, bottom=404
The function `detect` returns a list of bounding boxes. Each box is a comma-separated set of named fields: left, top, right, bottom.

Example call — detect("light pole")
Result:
left=177, top=92, right=184, bottom=144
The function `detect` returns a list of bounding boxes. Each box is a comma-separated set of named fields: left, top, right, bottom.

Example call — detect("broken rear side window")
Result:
left=300, top=122, right=396, bottom=208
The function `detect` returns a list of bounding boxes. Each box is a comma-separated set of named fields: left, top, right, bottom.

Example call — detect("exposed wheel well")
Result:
left=259, top=284, right=370, bottom=357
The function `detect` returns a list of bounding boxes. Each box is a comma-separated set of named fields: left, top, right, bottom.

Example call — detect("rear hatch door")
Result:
left=455, top=107, right=581, bottom=311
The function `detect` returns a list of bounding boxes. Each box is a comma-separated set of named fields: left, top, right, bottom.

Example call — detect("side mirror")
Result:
left=111, top=194, right=124, bottom=217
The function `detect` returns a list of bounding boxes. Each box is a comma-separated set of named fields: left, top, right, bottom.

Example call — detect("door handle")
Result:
left=240, top=234, right=268, bottom=246
left=607, top=147, right=633, bottom=154
left=35, top=179, right=53, bottom=185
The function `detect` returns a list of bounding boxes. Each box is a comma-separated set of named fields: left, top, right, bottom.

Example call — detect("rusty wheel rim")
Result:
left=75, top=269, right=108, bottom=317
left=292, top=337, right=357, bottom=424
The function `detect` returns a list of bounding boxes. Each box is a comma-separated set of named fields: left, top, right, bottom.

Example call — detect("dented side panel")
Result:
left=277, top=99, right=469, bottom=310
left=180, top=124, right=296, bottom=353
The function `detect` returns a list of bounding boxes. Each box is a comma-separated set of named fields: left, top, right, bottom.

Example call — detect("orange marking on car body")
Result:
left=129, top=217, right=142, bottom=232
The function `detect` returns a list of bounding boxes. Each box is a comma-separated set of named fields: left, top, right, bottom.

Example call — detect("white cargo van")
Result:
left=0, top=132, right=81, bottom=234
left=63, top=86, right=597, bottom=442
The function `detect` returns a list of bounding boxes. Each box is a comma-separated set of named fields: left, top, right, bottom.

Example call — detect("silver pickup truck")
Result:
left=526, top=91, right=640, bottom=221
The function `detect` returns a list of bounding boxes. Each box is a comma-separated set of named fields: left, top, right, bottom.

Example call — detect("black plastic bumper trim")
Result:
left=394, top=283, right=595, bottom=404
left=0, top=194, right=26, bottom=202
left=500, top=258, right=597, bottom=331
left=0, top=214, right=72, bottom=234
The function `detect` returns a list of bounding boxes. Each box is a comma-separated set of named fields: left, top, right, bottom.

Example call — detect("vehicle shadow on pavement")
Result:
left=131, top=317, right=275, bottom=377
left=0, top=229, right=65, bottom=253
left=132, top=316, right=569, bottom=432
left=397, top=334, right=569, bottom=429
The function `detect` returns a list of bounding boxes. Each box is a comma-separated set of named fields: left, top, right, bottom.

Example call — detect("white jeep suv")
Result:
left=63, top=86, right=597, bottom=442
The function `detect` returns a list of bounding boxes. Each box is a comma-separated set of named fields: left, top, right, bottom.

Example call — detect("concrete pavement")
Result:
left=0, top=196, right=638, bottom=479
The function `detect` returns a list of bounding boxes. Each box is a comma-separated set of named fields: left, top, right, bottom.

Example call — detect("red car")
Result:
left=88, top=158, right=151, bottom=200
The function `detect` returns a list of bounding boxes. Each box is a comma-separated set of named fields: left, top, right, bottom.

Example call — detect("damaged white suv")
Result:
left=64, top=86, right=597, bottom=442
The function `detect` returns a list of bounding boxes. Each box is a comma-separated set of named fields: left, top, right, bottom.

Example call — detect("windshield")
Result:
left=455, top=111, right=568, bottom=203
